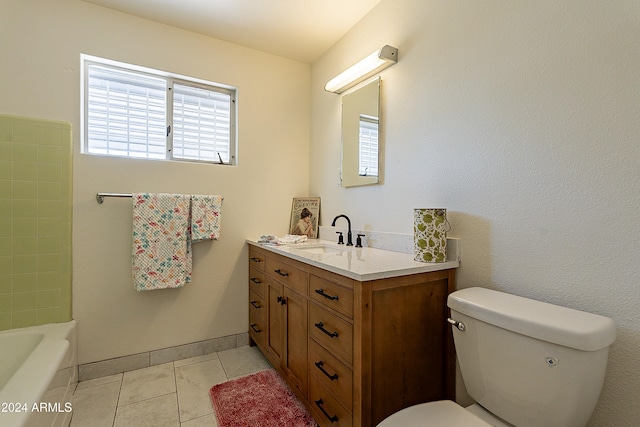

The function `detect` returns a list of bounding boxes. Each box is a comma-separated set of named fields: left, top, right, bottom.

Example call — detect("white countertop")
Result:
left=247, top=239, right=459, bottom=281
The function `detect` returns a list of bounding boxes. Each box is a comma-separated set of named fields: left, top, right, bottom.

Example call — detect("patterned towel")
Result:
left=190, top=195, right=223, bottom=242
left=132, top=193, right=192, bottom=291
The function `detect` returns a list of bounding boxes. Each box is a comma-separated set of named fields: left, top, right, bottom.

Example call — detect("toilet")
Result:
left=378, top=287, right=616, bottom=427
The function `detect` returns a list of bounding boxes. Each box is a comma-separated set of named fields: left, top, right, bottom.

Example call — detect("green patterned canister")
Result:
left=414, top=208, right=447, bottom=263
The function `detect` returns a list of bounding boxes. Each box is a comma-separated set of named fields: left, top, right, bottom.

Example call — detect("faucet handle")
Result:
left=336, top=231, right=344, bottom=245
left=356, top=234, right=365, bottom=248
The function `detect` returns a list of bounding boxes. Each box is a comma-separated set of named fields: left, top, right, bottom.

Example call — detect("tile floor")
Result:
left=70, top=345, right=272, bottom=427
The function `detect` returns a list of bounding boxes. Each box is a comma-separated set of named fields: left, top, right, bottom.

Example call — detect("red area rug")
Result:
left=209, top=369, right=317, bottom=427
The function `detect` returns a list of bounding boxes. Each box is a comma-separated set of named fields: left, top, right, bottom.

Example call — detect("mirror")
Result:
left=341, top=78, right=380, bottom=187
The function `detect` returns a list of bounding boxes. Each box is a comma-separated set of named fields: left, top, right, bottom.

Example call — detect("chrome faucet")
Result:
left=331, top=214, right=353, bottom=246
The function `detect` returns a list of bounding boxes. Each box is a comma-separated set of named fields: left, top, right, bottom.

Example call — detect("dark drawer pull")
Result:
left=250, top=277, right=261, bottom=284
left=274, top=269, right=289, bottom=277
left=250, top=323, right=261, bottom=333
left=277, top=296, right=286, bottom=305
left=250, top=257, right=262, bottom=263
left=250, top=301, right=261, bottom=309
left=315, top=288, right=339, bottom=301
left=315, top=322, right=338, bottom=338
left=315, top=399, right=338, bottom=423
left=314, top=361, right=338, bottom=381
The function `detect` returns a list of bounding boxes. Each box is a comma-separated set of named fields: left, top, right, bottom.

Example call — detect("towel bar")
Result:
left=96, top=192, right=224, bottom=204
left=96, top=193, right=132, bottom=204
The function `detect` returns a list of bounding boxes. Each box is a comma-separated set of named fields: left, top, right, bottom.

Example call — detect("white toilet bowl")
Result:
left=377, top=400, right=495, bottom=427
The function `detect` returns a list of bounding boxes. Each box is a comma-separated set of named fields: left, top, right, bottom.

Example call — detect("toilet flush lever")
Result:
left=447, top=318, right=466, bottom=331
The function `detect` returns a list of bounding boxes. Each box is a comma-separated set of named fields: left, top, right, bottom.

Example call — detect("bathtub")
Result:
left=0, top=321, right=77, bottom=427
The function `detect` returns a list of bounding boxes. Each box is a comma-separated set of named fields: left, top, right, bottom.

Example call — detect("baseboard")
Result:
left=78, top=332, right=249, bottom=382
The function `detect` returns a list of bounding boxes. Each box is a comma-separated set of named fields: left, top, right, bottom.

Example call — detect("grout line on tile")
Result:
left=173, top=388, right=181, bottom=427
left=116, top=391, right=177, bottom=408
left=107, top=390, right=118, bottom=427
left=172, top=361, right=182, bottom=421
left=216, top=350, right=231, bottom=380
left=114, top=374, right=123, bottom=422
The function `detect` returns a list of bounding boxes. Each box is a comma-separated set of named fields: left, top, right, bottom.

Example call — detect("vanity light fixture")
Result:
left=324, top=45, right=398, bottom=94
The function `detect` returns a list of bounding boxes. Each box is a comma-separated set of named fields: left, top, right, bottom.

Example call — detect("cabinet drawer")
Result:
left=249, top=247, right=267, bottom=271
left=266, top=256, right=308, bottom=295
left=309, top=339, right=352, bottom=410
left=309, top=302, right=353, bottom=364
left=309, top=275, right=354, bottom=319
left=249, top=289, right=266, bottom=322
left=249, top=267, right=267, bottom=297
left=309, top=377, right=352, bottom=427
left=249, top=309, right=267, bottom=348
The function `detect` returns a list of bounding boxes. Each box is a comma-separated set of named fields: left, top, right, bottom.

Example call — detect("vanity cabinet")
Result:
left=250, top=246, right=309, bottom=398
left=248, top=244, right=456, bottom=427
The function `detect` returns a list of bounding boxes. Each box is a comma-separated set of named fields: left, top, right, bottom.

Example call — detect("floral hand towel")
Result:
left=190, top=195, right=223, bottom=242
left=132, top=193, right=192, bottom=291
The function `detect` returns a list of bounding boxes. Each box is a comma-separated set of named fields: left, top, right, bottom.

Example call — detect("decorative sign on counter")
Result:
left=290, top=197, right=320, bottom=238
left=414, top=208, right=448, bottom=263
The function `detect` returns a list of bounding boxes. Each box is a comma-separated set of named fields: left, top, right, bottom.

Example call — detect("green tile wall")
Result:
left=0, top=115, right=72, bottom=330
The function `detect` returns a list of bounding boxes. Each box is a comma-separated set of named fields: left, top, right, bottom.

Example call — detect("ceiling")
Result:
left=81, top=0, right=382, bottom=63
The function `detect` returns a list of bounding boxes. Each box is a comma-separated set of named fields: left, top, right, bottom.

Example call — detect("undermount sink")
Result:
left=293, top=244, right=353, bottom=255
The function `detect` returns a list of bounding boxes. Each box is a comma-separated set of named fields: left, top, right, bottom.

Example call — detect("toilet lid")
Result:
left=377, top=400, right=493, bottom=427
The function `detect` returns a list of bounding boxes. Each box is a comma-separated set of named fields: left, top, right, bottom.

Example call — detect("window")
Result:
left=358, top=115, right=379, bottom=177
left=82, top=56, right=236, bottom=165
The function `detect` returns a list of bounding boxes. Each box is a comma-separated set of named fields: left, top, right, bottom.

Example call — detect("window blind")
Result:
left=358, top=116, right=379, bottom=177
left=172, top=83, right=233, bottom=163
left=87, top=64, right=167, bottom=159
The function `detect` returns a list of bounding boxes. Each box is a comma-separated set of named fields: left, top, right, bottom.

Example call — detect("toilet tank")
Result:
left=448, top=287, right=616, bottom=427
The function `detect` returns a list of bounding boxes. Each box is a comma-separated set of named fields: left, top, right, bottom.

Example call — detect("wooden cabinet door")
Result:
left=283, top=288, right=308, bottom=398
left=267, top=280, right=284, bottom=365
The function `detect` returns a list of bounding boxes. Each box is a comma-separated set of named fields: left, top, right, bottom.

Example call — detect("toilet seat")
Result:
left=377, top=400, right=493, bottom=427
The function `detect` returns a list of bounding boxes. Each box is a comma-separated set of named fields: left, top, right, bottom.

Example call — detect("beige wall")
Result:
left=1, top=0, right=309, bottom=364
left=311, top=1, right=639, bottom=426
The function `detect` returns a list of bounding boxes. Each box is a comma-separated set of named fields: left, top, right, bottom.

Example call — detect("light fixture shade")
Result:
left=325, top=45, right=398, bottom=94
